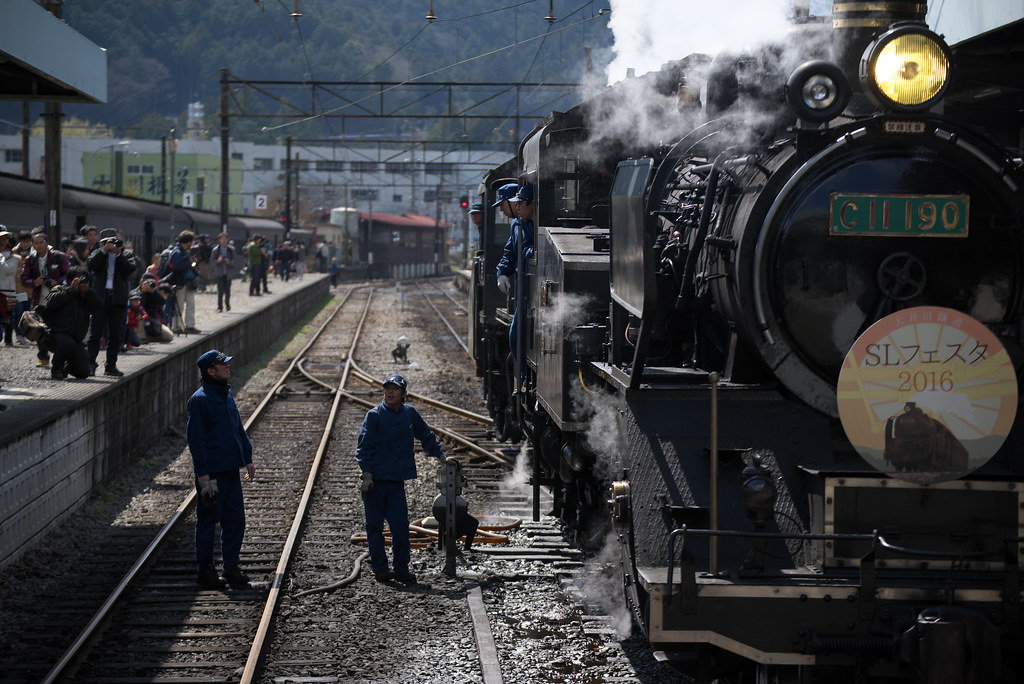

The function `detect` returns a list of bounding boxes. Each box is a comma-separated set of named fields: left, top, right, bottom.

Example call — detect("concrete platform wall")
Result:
left=0, top=279, right=329, bottom=569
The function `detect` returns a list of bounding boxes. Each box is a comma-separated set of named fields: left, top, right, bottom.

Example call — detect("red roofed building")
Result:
left=357, top=211, right=451, bottom=279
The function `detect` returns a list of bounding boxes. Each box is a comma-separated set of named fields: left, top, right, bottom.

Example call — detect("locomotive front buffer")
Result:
left=646, top=474, right=1024, bottom=683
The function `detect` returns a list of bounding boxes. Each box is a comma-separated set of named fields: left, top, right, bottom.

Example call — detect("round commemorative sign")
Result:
left=837, top=306, right=1018, bottom=485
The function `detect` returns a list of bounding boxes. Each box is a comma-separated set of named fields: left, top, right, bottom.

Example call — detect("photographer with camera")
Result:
left=86, top=228, right=135, bottom=377
left=165, top=230, right=201, bottom=334
left=20, top=230, right=69, bottom=368
left=137, top=277, right=175, bottom=342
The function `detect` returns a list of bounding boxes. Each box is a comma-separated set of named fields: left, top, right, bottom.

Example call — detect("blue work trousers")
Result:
left=361, top=479, right=410, bottom=573
left=195, top=470, right=246, bottom=572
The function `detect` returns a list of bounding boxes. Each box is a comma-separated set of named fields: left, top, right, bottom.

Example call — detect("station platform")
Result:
left=0, top=274, right=330, bottom=569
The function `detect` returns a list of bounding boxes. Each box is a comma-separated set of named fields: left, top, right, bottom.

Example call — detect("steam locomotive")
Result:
left=470, top=3, right=1024, bottom=682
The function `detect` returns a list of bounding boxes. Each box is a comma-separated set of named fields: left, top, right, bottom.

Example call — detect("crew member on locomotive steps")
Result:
left=468, top=202, right=484, bottom=254
left=188, top=349, right=256, bottom=588
left=356, top=374, right=445, bottom=584
left=495, top=183, right=535, bottom=389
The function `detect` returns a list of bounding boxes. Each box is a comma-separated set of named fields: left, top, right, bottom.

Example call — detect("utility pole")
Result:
left=220, top=68, right=230, bottom=234
left=42, top=105, right=62, bottom=240
left=20, top=103, right=30, bottom=178
left=433, top=183, right=442, bottom=276
left=160, top=136, right=167, bottom=204
left=41, top=1, right=63, bottom=240
left=293, top=151, right=301, bottom=243
left=284, top=136, right=293, bottom=239
left=168, top=127, right=177, bottom=235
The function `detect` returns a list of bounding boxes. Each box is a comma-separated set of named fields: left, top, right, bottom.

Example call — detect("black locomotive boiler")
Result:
left=470, top=3, right=1024, bottom=682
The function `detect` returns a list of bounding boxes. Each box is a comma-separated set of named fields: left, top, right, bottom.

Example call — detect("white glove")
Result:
left=360, top=472, right=374, bottom=493
left=497, top=274, right=511, bottom=295
left=199, top=478, right=219, bottom=507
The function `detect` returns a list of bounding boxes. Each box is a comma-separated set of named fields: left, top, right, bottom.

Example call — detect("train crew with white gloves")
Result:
left=496, top=182, right=535, bottom=389
left=356, top=374, right=445, bottom=584
left=187, top=349, right=256, bottom=588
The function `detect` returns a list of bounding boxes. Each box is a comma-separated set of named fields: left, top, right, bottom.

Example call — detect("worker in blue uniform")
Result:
left=187, top=349, right=256, bottom=588
left=468, top=202, right=485, bottom=252
left=496, top=183, right=535, bottom=389
left=357, top=373, right=445, bottom=584
left=494, top=182, right=522, bottom=292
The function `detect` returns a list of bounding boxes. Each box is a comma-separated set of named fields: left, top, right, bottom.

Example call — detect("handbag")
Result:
left=19, top=309, right=49, bottom=342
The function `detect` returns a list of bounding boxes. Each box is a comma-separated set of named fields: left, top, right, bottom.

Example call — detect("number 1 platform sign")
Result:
left=837, top=306, right=1018, bottom=485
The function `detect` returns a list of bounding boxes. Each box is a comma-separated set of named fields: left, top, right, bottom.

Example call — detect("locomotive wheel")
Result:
left=492, top=393, right=511, bottom=441
left=504, top=402, right=522, bottom=443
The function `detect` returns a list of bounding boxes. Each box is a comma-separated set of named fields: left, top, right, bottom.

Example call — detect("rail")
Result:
left=414, top=280, right=471, bottom=357
left=240, top=287, right=375, bottom=683
left=40, top=285, right=366, bottom=684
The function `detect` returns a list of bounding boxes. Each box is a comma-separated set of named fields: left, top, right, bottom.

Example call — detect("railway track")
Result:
left=40, top=285, right=373, bottom=683
left=18, top=277, right=676, bottom=684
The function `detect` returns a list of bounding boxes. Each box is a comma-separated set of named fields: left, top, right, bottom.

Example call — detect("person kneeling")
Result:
left=37, top=266, right=102, bottom=379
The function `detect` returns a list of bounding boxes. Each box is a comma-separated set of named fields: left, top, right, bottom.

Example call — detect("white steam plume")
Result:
left=604, top=0, right=798, bottom=85
left=569, top=381, right=623, bottom=483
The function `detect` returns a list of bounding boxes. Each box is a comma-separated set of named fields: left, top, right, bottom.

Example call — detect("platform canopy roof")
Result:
left=0, top=0, right=107, bottom=103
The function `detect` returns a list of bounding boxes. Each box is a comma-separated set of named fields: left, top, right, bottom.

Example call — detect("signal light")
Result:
left=460, top=195, right=469, bottom=208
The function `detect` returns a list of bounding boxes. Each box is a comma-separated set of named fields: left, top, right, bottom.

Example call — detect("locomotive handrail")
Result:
left=665, top=526, right=1023, bottom=600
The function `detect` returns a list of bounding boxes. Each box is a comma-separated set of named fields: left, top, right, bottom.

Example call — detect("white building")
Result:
left=0, top=134, right=510, bottom=219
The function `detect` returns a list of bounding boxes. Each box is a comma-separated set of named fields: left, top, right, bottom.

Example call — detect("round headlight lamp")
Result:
left=860, top=24, right=951, bottom=111
left=786, top=61, right=851, bottom=123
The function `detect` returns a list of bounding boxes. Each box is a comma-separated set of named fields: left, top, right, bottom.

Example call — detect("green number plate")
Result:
left=829, top=193, right=969, bottom=237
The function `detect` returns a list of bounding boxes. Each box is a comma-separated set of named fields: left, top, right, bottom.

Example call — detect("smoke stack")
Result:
left=832, top=0, right=926, bottom=29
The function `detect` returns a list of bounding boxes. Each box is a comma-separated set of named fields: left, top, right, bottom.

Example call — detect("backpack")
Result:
left=157, top=248, right=174, bottom=279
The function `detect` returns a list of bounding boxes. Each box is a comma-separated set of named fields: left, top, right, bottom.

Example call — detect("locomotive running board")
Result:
left=646, top=581, right=815, bottom=665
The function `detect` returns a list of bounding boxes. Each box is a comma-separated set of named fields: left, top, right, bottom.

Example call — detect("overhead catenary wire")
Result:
left=261, top=13, right=608, bottom=133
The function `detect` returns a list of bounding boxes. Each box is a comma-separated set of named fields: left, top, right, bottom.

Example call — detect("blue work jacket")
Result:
left=187, top=380, right=253, bottom=477
left=496, top=217, right=534, bottom=277
left=356, top=401, right=443, bottom=480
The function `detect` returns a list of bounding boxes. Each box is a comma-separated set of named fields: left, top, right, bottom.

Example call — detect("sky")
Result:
left=603, top=0, right=822, bottom=84
left=602, top=0, right=1024, bottom=84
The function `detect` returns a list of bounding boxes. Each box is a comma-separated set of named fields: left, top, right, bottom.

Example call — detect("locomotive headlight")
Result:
left=786, top=61, right=851, bottom=123
left=860, top=24, right=952, bottom=112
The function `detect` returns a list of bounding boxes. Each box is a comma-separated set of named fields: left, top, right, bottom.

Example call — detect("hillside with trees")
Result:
left=48, top=0, right=614, bottom=144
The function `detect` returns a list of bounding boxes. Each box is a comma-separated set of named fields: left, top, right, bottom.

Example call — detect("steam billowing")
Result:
left=581, top=1, right=833, bottom=153
left=604, top=0, right=796, bottom=85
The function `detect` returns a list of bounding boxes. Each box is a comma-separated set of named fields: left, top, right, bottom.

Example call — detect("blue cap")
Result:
left=509, top=183, right=534, bottom=202
left=492, top=183, right=519, bottom=207
left=468, top=203, right=484, bottom=214
left=383, top=373, right=408, bottom=391
left=197, top=349, right=234, bottom=372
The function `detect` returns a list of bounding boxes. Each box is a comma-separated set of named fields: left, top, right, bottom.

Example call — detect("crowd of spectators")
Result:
left=0, top=225, right=284, bottom=381
left=1, top=224, right=325, bottom=381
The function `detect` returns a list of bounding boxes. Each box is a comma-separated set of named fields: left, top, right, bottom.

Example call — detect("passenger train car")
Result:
left=471, top=3, right=1024, bottom=681
left=0, top=172, right=289, bottom=259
